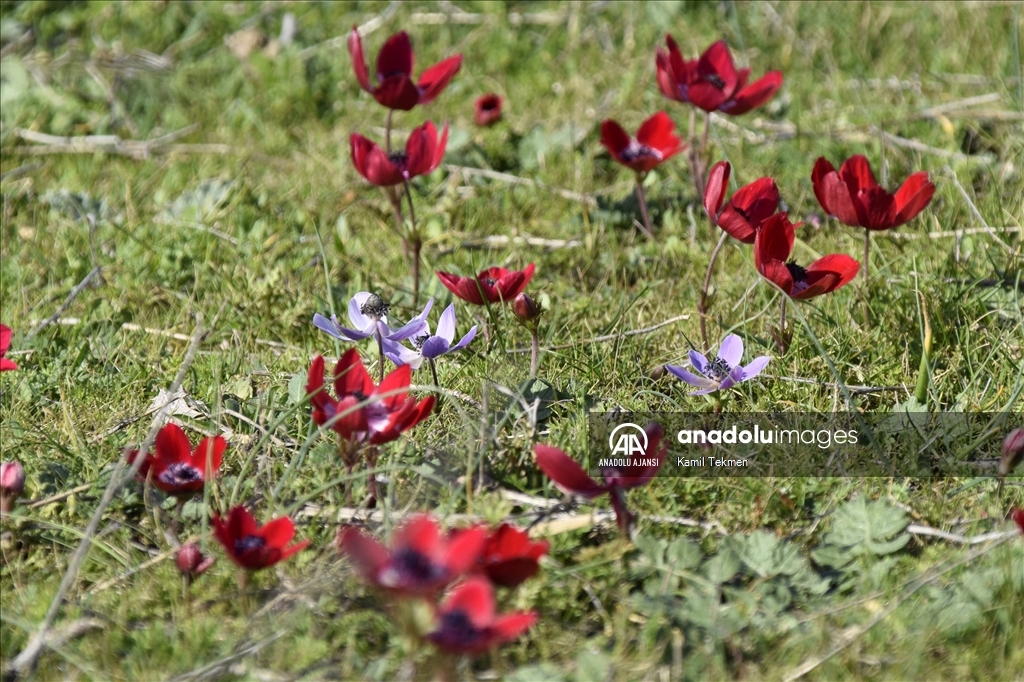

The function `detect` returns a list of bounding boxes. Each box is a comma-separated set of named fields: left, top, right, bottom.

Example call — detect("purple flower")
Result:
left=313, top=293, right=432, bottom=343
left=383, top=303, right=477, bottom=369
left=666, top=334, right=769, bottom=396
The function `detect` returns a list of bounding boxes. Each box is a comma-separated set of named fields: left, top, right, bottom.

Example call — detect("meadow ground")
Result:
left=1, top=1, right=1023, bottom=680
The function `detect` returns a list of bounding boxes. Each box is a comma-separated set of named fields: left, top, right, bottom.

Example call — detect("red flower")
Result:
left=436, top=264, right=536, bottom=305
left=811, top=155, right=935, bottom=231
left=337, top=514, right=486, bottom=595
left=475, top=93, right=503, bottom=127
left=176, top=543, right=215, bottom=579
left=1012, top=508, right=1024, bottom=535
left=426, top=577, right=537, bottom=655
left=307, top=351, right=435, bottom=446
left=656, top=37, right=782, bottom=116
left=600, top=111, right=685, bottom=174
left=1, top=460, right=25, bottom=514
left=212, top=506, right=309, bottom=571
left=534, top=423, right=666, bottom=531
left=703, top=161, right=780, bottom=243
left=351, top=121, right=448, bottom=187
left=127, top=423, right=225, bottom=497
left=754, top=213, right=859, bottom=300
left=0, top=324, right=17, bottom=371
left=348, top=28, right=462, bottom=111
left=479, top=523, right=549, bottom=588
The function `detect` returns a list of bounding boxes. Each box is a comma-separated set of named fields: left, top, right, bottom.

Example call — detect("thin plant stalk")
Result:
left=171, top=497, right=185, bottom=539
left=698, top=231, right=729, bottom=349
left=428, top=357, right=440, bottom=388
left=375, top=330, right=385, bottom=384
left=529, top=327, right=540, bottom=378
left=862, top=228, right=871, bottom=326
left=384, top=108, right=393, bottom=153
left=403, top=179, right=422, bottom=306
left=634, top=174, right=654, bottom=238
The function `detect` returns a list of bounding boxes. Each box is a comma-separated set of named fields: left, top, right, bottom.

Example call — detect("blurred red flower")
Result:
left=436, top=264, right=536, bottom=305
left=704, top=160, right=780, bottom=243
left=475, top=93, right=503, bottom=126
left=307, top=351, right=435, bottom=445
left=337, top=514, right=486, bottom=595
left=656, top=38, right=782, bottom=115
left=128, top=423, right=225, bottom=497
left=350, top=121, right=448, bottom=187
left=479, top=523, right=549, bottom=588
left=425, top=577, right=537, bottom=655
left=754, top=213, right=859, bottom=300
left=176, top=543, right=215, bottom=579
left=0, top=324, right=17, bottom=371
left=812, top=155, right=934, bottom=231
left=212, top=506, right=308, bottom=571
left=600, top=111, right=685, bottom=174
left=1012, top=508, right=1024, bottom=535
left=535, top=423, right=665, bottom=531
left=348, top=28, right=462, bottom=111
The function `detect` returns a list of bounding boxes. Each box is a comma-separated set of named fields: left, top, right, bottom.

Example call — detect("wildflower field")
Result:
left=1, top=1, right=1023, bottom=680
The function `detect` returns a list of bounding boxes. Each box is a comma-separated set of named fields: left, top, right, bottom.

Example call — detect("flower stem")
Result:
left=375, top=330, right=385, bottom=384
left=634, top=174, right=654, bottom=238
left=403, top=179, right=421, bottom=306
left=429, top=357, right=439, bottom=388
left=384, top=108, right=393, bottom=154
left=698, top=231, right=729, bottom=350
left=700, top=112, right=711, bottom=157
left=171, top=497, right=185, bottom=540
left=862, top=228, right=871, bottom=327
left=529, top=328, right=540, bottom=378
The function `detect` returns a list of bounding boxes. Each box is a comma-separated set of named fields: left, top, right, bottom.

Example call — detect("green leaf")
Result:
left=574, top=649, right=612, bottom=682
left=288, top=372, right=306, bottom=404
left=826, top=497, right=909, bottom=556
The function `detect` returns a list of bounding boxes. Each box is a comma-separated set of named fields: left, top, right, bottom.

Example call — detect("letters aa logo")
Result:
left=609, top=423, right=648, bottom=458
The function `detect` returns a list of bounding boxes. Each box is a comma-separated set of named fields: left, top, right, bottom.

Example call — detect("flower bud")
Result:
left=1000, top=427, right=1024, bottom=477
left=1, top=461, right=26, bottom=515
left=176, top=543, right=215, bottom=579
left=475, top=93, right=503, bottom=127
left=513, top=293, right=541, bottom=322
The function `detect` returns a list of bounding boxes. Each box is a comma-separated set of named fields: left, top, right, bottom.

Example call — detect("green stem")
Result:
left=862, top=228, right=871, bottom=327
left=529, top=329, right=540, bottom=378
left=698, top=231, right=729, bottom=350
left=634, top=174, right=654, bottom=238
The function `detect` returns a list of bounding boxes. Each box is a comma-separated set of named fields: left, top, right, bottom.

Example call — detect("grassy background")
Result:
left=1, top=1, right=1023, bottom=680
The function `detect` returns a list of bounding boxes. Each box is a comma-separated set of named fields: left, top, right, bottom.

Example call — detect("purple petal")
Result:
left=313, top=313, right=342, bottom=338
left=716, top=334, right=743, bottom=369
left=388, top=317, right=427, bottom=342
left=688, top=350, right=710, bottom=374
left=435, top=303, right=457, bottom=344
left=419, top=336, right=451, bottom=359
left=348, top=292, right=372, bottom=329
left=448, top=325, right=477, bottom=353
left=690, top=386, right=723, bottom=396
left=666, top=364, right=716, bottom=389
left=383, top=339, right=425, bottom=369
left=739, top=356, right=770, bottom=382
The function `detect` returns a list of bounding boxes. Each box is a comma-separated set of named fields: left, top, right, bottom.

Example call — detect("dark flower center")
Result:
left=481, top=100, right=498, bottom=112
left=707, top=357, right=732, bottom=381
left=360, top=293, right=390, bottom=320
left=618, top=142, right=660, bottom=164
left=703, top=73, right=726, bottom=90
left=481, top=277, right=497, bottom=287
left=386, top=151, right=408, bottom=170
left=352, top=390, right=368, bottom=401
left=785, top=261, right=808, bottom=282
left=412, top=334, right=431, bottom=350
left=158, top=462, right=203, bottom=487
left=436, top=609, right=484, bottom=646
left=392, top=547, right=445, bottom=583
left=234, top=535, right=265, bottom=555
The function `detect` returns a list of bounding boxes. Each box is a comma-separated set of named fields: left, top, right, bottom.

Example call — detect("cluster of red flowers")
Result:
left=338, top=514, right=547, bottom=654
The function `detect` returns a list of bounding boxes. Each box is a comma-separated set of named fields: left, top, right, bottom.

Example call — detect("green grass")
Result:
left=2, top=1, right=1023, bottom=680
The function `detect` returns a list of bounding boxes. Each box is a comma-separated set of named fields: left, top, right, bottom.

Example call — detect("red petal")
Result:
left=754, top=213, right=794, bottom=268
left=820, top=167, right=862, bottom=227
left=655, top=49, right=678, bottom=100
left=486, top=558, right=541, bottom=588
left=337, top=526, right=390, bottom=581
left=689, top=41, right=738, bottom=112
left=228, top=505, right=258, bottom=538
left=853, top=186, right=897, bottom=231
left=491, top=612, right=538, bottom=641
left=436, top=271, right=487, bottom=305
left=375, top=31, right=413, bottom=82
left=704, top=160, right=730, bottom=219
left=334, top=348, right=374, bottom=399
left=430, top=123, right=449, bottom=172
left=720, top=70, right=782, bottom=116
left=404, top=121, right=437, bottom=179
left=760, top=260, right=795, bottom=295
left=276, top=540, right=310, bottom=563
left=635, top=111, right=680, bottom=155
left=350, top=133, right=403, bottom=186
left=257, top=516, right=296, bottom=549
left=798, top=254, right=860, bottom=298
left=893, top=172, right=935, bottom=226
left=347, top=26, right=370, bottom=92
left=395, top=515, right=442, bottom=557
left=0, top=324, right=10, bottom=355
left=1012, top=508, right=1024, bottom=534
left=376, top=364, right=412, bottom=410
left=373, top=74, right=420, bottom=111
left=441, top=576, right=496, bottom=627
left=600, top=119, right=632, bottom=162
left=534, top=445, right=607, bottom=498
left=839, top=155, right=879, bottom=194
left=496, top=263, right=535, bottom=301
left=445, top=525, right=487, bottom=576
left=811, top=157, right=837, bottom=217
left=190, top=436, right=225, bottom=476
left=417, top=54, right=463, bottom=104
left=155, top=423, right=192, bottom=465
